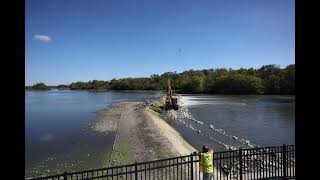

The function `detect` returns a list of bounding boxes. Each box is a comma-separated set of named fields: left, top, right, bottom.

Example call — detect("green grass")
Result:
left=149, top=100, right=164, bottom=114
left=110, top=138, right=133, bottom=166
left=150, top=106, right=163, bottom=114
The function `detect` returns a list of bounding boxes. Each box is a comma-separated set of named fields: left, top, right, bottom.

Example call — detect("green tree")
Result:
left=32, top=82, right=49, bottom=90
left=214, top=74, right=263, bottom=94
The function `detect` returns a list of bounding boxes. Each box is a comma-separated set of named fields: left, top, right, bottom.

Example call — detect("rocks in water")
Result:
left=194, top=120, right=204, bottom=124
left=215, top=128, right=225, bottom=134
left=248, top=144, right=255, bottom=148
left=232, top=136, right=238, bottom=141
left=230, top=146, right=238, bottom=151
left=189, top=125, right=197, bottom=132
left=143, top=99, right=151, bottom=106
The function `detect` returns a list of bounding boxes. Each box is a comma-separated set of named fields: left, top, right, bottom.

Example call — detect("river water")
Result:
left=26, top=91, right=295, bottom=177
left=164, top=94, right=295, bottom=152
left=25, top=90, right=159, bottom=178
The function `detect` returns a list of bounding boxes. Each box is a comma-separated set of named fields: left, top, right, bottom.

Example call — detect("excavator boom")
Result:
left=164, top=79, right=178, bottom=111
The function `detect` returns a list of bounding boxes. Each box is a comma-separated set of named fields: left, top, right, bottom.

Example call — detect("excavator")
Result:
left=164, top=79, right=178, bottom=111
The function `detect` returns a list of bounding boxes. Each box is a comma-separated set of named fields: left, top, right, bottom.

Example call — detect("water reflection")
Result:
left=25, top=90, right=157, bottom=178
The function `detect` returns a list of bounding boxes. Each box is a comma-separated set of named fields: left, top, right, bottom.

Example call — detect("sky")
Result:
left=25, top=0, right=295, bottom=86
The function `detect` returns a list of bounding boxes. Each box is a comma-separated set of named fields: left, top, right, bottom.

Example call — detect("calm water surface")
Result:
left=25, top=90, right=159, bottom=178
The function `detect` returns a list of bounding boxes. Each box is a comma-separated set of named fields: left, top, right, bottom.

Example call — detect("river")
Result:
left=166, top=94, right=295, bottom=152
left=25, top=91, right=295, bottom=177
left=25, top=90, right=159, bottom=178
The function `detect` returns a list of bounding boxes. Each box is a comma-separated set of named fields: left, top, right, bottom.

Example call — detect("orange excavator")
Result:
left=164, top=79, right=178, bottom=111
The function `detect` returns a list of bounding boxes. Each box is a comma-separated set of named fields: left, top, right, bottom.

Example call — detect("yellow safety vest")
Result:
left=199, top=150, right=214, bottom=173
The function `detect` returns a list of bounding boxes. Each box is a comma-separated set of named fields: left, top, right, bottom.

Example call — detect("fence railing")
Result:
left=27, top=144, right=295, bottom=180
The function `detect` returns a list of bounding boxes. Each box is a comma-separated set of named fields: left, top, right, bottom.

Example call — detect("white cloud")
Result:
left=33, top=34, right=52, bottom=42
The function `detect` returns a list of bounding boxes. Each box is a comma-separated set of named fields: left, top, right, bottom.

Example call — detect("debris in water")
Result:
left=232, top=136, right=238, bottom=141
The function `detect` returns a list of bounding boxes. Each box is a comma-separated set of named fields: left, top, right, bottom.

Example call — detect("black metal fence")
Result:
left=27, top=144, right=295, bottom=180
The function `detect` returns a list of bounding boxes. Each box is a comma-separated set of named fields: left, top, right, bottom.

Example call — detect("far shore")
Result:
left=25, top=89, right=295, bottom=97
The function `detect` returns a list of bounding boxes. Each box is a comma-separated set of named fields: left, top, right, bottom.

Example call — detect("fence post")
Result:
left=190, top=153, right=194, bottom=180
left=135, top=162, right=138, bottom=180
left=63, top=172, right=68, bottom=180
left=282, top=144, right=287, bottom=179
left=239, top=148, right=243, bottom=180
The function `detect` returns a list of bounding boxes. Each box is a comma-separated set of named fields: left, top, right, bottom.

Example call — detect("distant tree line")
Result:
left=26, top=64, right=295, bottom=95
left=25, top=82, right=50, bottom=90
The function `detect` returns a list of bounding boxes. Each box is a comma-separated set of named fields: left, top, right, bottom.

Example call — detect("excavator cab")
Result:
left=164, top=80, right=178, bottom=111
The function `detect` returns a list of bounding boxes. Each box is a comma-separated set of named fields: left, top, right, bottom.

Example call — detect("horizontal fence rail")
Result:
left=27, top=145, right=295, bottom=180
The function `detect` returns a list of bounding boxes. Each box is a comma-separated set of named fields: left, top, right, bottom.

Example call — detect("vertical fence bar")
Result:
left=276, top=147, right=280, bottom=177
left=144, top=163, right=147, bottom=179
left=134, top=162, right=138, bottom=180
left=289, top=146, right=291, bottom=177
left=259, top=150, right=262, bottom=180
left=157, top=162, right=159, bottom=180
left=190, top=154, right=194, bottom=180
left=293, top=146, right=295, bottom=177
left=170, top=160, right=172, bottom=180
left=63, top=172, right=67, bottom=180
left=250, top=149, right=253, bottom=180
left=262, top=149, right=265, bottom=179
left=164, top=161, right=170, bottom=179
left=239, top=148, right=242, bottom=180
left=253, top=150, right=256, bottom=179
left=247, top=149, right=249, bottom=180
left=282, top=145, right=287, bottom=179
left=274, top=148, right=277, bottom=178
left=268, top=148, right=271, bottom=179
left=160, top=161, right=161, bottom=180
left=216, top=152, right=219, bottom=180
left=219, top=152, right=221, bottom=180
left=246, top=150, right=248, bottom=180
left=149, top=163, right=151, bottom=180
left=227, top=151, right=229, bottom=180
left=245, top=150, right=248, bottom=180
left=180, top=157, right=182, bottom=180
left=185, top=157, right=187, bottom=180
left=111, top=168, right=114, bottom=180
left=153, top=162, right=155, bottom=180
left=140, top=164, right=142, bottom=180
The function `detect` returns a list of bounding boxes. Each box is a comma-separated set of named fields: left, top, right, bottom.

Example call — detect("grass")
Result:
left=110, top=137, right=133, bottom=166
left=149, top=99, right=164, bottom=114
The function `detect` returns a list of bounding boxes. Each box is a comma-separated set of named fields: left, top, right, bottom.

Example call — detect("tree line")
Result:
left=26, top=64, right=295, bottom=95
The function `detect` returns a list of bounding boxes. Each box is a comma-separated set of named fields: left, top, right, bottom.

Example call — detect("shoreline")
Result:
left=91, top=97, right=197, bottom=166
left=95, top=98, right=223, bottom=177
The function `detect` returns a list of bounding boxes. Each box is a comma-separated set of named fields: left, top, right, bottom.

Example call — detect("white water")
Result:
left=161, top=95, right=266, bottom=151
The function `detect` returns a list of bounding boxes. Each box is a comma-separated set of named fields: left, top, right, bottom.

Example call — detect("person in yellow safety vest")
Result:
left=198, top=145, right=214, bottom=180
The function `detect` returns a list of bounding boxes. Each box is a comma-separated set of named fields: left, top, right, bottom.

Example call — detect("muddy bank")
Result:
left=89, top=103, right=122, bottom=134
left=90, top=101, right=197, bottom=166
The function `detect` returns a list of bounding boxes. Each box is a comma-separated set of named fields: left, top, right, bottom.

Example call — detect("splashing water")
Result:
left=160, top=96, right=259, bottom=150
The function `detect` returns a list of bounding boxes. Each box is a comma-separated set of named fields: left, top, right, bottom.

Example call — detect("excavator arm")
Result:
left=164, top=79, right=178, bottom=111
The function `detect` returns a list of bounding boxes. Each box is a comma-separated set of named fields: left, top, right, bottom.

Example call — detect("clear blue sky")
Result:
left=26, top=0, right=295, bottom=86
